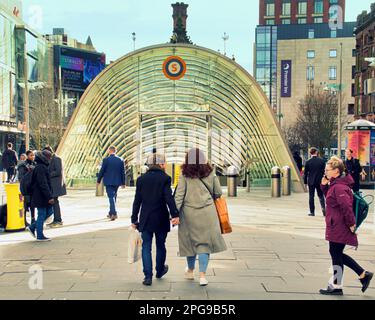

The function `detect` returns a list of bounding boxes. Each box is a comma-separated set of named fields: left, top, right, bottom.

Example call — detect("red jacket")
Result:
left=321, top=175, right=358, bottom=247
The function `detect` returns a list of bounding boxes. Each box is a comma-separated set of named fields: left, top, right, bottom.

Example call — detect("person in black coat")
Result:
left=131, top=153, right=180, bottom=286
left=2, top=143, right=18, bottom=182
left=293, top=151, right=303, bottom=174
left=17, top=150, right=36, bottom=224
left=304, top=147, right=326, bottom=217
left=344, top=149, right=362, bottom=193
left=26, top=150, right=54, bottom=242
left=43, top=146, right=67, bottom=228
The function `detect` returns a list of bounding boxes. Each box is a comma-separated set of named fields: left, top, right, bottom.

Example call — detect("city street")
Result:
left=0, top=187, right=374, bottom=300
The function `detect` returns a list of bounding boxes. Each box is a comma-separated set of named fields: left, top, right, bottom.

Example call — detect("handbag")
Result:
left=200, top=178, right=232, bottom=234
left=127, top=227, right=142, bottom=264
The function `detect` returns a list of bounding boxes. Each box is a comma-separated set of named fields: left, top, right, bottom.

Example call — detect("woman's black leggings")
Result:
left=329, top=242, right=365, bottom=285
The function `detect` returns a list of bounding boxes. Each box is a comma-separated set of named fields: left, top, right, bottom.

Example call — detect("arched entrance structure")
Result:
left=57, top=44, right=304, bottom=192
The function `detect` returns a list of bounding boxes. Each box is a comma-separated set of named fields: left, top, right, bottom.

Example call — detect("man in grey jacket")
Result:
left=43, top=146, right=67, bottom=228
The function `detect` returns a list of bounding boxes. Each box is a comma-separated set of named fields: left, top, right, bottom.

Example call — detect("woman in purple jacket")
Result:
left=319, top=157, right=373, bottom=296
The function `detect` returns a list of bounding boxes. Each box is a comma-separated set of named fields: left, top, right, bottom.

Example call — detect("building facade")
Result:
left=255, top=0, right=355, bottom=132
left=354, top=3, right=375, bottom=118
left=276, top=23, right=356, bottom=129
left=259, top=0, right=345, bottom=26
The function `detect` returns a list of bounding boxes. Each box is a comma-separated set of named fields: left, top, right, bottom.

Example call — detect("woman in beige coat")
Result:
left=174, top=148, right=227, bottom=286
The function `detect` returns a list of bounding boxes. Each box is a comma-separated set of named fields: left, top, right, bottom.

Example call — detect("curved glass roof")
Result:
left=57, top=43, right=303, bottom=191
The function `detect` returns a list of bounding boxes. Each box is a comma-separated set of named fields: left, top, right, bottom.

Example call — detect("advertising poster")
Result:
left=347, top=131, right=359, bottom=159
left=358, top=131, right=370, bottom=166
left=371, top=130, right=375, bottom=166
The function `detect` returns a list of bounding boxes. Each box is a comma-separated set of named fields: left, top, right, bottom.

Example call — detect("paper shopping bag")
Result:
left=128, top=227, right=142, bottom=264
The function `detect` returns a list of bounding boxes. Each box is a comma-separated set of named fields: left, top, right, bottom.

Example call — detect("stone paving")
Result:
left=0, top=186, right=374, bottom=300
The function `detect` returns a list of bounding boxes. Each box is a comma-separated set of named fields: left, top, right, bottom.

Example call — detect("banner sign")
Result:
left=281, top=60, right=292, bottom=98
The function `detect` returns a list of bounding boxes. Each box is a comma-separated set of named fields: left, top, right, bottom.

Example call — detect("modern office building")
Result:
left=255, top=0, right=355, bottom=130
left=354, top=4, right=375, bottom=116
left=57, top=2, right=304, bottom=192
left=0, top=0, right=53, bottom=153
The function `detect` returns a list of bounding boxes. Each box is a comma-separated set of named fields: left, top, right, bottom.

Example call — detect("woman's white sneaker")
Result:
left=200, top=278, right=209, bottom=286
left=185, top=268, right=194, bottom=280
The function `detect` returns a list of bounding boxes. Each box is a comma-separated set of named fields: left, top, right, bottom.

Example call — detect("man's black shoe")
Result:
left=156, top=265, right=169, bottom=279
left=319, top=286, right=343, bottom=296
left=308, top=213, right=315, bottom=217
left=360, top=272, right=373, bottom=293
left=143, top=278, right=152, bottom=286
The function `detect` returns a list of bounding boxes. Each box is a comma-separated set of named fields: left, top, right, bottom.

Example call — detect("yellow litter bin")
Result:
left=4, top=183, right=25, bottom=232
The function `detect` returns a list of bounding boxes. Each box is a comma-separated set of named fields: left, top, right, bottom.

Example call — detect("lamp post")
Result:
left=222, top=32, right=229, bottom=56
left=132, top=32, right=136, bottom=51
left=338, top=42, right=343, bottom=158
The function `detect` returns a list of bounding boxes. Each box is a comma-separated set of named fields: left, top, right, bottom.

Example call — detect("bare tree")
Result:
left=295, top=89, right=339, bottom=154
left=282, top=124, right=307, bottom=153
left=29, top=86, right=63, bottom=150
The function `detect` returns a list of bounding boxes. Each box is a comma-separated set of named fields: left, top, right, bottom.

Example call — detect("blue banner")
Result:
left=281, top=60, right=292, bottom=98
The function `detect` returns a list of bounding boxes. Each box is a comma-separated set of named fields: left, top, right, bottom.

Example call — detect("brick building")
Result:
left=259, top=0, right=346, bottom=26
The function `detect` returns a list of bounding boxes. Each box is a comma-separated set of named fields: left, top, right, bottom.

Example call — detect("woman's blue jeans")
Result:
left=187, top=254, right=210, bottom=273
left=29, top=206, right=54, bottom=239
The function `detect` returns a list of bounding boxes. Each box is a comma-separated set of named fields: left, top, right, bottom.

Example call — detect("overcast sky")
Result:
left=21, top=0, right=374, bottom=74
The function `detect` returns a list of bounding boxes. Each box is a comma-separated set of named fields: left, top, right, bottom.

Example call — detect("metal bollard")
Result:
left=282, top=166, right=291, bottom=196
left=227, top=165, right=239, bottom=197
left=271, top=166, right=281, bottom=198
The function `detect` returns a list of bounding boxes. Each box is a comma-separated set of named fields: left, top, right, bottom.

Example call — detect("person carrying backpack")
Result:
left=26, top=150, right=55, bottom=242
left=18, top=150, right=36, bottom=225
left=319, top=156, right=373, bottom=296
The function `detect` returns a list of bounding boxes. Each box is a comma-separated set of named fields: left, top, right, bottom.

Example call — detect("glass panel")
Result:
left=314, top=0, right=323, bottom=14
left=298, top=2, right=307, bottom=15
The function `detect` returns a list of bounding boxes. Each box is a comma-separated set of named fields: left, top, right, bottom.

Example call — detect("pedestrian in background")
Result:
left=97, top=146, right=125, bottom=221
left=2, top=143, right=18, bottom=182
left=26, top=150, right=55, bottom=242
left=43, top=146, right=67, bottom=228
left=304, top=147, right=326, bottom=217
left=319, top=156, right=373, bottom=295
left=293, top=151, right=303, bottom=175
left=174, top=148, right=227, bottom=286
left=18, top=150, right=36, bottom=225
left=131, top=153, right=179, bottom=286
left=344, top=149, right=362, bottom=193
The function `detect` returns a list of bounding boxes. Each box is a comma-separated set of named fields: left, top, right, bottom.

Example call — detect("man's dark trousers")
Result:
left=309, top=184, right=325, bottom=215
left=106, top=185, right=119, bottom=215
left=6, top=167, right=15, bottom=182
left=141, top=230, right=168, bottom=279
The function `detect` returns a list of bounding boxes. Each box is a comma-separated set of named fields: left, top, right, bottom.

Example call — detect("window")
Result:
left=266, top=19, right=275, bottom=25
left=329, top=66, right=337, bottom=80
left=330, top=0, right=338, bottom=4
left=298, top=18, right=307, bottom=24
left=308, top=29, right=315, bottom=39
left=329, top=49, right=337, bottom=58
left=314, top=0, right=324, bottom=14
left=266, top=3, right=275, bottom=16
left=282, top=2, right=291, bottom=16
left=314, top=17, right=323, bottom=23
left=307, top=50, right=315, bottom=58
left=282, top=19, right=291, bottom=24
left=298, top=1, right=307, bottom=15
left=307, top=66, right=315, bottom=80
left=331, top=30, right=337, bottom=38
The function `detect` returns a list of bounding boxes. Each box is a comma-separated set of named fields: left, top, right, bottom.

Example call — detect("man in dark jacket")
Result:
left=26, top=150, right=54, bottom=242
left=2, top=143, right=18, bottom=182
left=344, top=149, right=362, bottom=193
left=18, top=150, right=36, bottom=225
left=131, top=153, right=180, bottom=286
left=97, top=146, right=126, bottom=221
left=304, top=147, right=326, bottom=217
left=43, top=146, right=67, bottom=228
